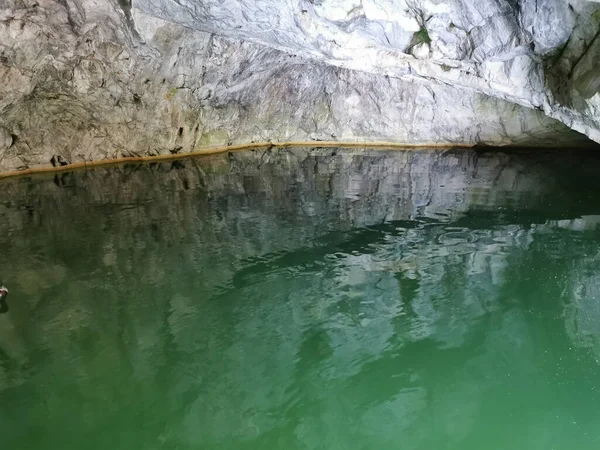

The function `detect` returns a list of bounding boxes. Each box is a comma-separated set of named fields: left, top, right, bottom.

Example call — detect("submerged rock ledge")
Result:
left=1, top=0, right=600, bottom=172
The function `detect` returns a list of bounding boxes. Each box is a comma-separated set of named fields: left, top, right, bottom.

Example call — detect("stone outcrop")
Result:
left=0, top=0, right=599, bottom=171
left=136, top=0, right=600, bottom=137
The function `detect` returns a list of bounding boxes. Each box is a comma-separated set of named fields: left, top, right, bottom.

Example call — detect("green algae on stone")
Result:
left=414, top=27, right=431, bottom=45
left=165, top=87, right=179, bottom=101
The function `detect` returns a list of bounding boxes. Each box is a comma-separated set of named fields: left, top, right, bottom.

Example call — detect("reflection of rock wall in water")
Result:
left=0, top=149, right=598, bottom=446
left=563, top=253, right=600, bottom=358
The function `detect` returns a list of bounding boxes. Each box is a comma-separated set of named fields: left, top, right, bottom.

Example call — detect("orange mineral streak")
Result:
left=0, top=141, right=475, bottom=180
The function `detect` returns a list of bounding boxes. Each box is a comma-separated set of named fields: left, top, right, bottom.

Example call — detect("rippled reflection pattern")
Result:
left=0, top=148, right=599, bottom=450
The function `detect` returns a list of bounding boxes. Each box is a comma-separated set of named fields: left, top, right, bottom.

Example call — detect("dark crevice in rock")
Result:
left=56, top=0, right=80, bottom=33
left=50, top=155, right=70, bottom=167
left=568, top=28, right=600, bottom=80
left=116, top=0, right=141, bottom=41
left=9, top=134, right=18, bottom=148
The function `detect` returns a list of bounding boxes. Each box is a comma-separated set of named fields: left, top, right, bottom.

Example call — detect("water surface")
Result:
left=1, top=148, right=600, bottom=449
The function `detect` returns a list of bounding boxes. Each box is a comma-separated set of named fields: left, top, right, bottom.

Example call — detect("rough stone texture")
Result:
left=0, top=0, right=599, bottom=171
left=136, top=0, right=600, bottom=141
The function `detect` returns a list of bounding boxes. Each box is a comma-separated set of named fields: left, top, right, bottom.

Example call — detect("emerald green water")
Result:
left=0, top=148, right=600, bottom=449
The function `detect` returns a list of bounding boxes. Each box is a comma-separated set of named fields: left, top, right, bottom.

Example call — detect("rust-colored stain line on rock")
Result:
left=0, top=141, right=475, bottom=180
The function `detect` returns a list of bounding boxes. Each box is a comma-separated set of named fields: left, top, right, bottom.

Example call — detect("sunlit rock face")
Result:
left=0, top=0, right=599, bottom=171
left=135, top=0, right=600, bottom=139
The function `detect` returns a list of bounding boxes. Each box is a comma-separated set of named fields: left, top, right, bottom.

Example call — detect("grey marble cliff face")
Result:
left=0, top=0, right=599, bottom=171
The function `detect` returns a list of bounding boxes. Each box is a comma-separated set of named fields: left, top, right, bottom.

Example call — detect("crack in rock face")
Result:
left=0, top=0, right=599, bottom=171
